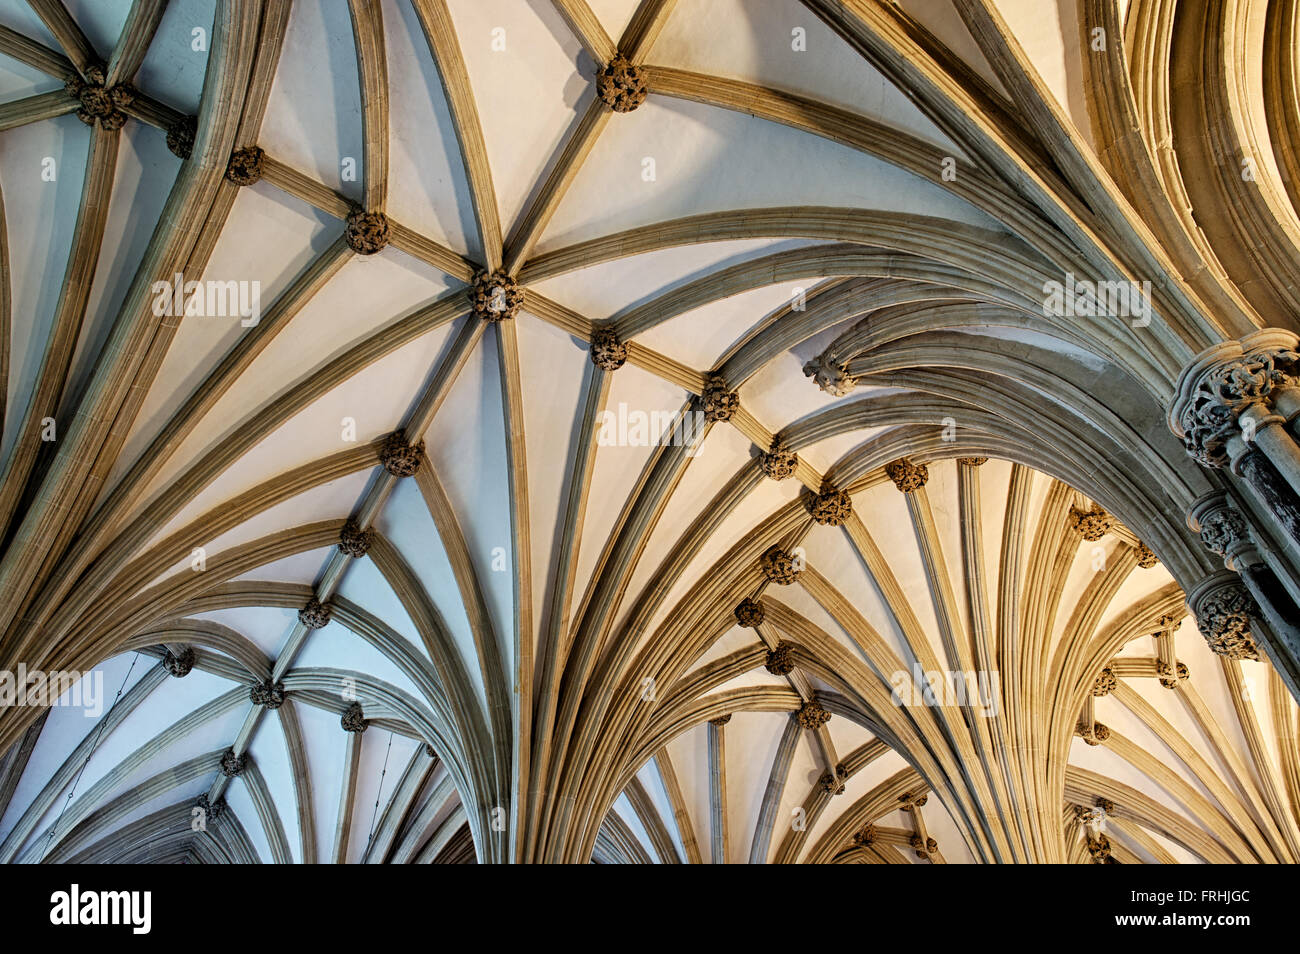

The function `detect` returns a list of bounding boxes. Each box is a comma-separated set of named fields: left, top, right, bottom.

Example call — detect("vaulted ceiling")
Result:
left=0, top=0, right=1297, bottom=864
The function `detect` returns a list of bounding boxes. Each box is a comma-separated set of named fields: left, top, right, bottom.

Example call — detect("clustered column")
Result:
left=1170, top=330, right=1300, bottom=694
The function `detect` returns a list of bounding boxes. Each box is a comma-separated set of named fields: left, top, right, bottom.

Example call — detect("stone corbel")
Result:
left=1188, top=492, right=1263, bottom=573
left=802, top=352, right=858, bottom=397
left=1186, top=570, right=1260, bottom=660
left=1169, top=330, right=1300, bottom=496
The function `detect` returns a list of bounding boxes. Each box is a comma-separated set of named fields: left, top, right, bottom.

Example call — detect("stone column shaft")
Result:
left=1236, top=563, right=1300, bottom=699
left=1240, top=403, right=1300, bottom=502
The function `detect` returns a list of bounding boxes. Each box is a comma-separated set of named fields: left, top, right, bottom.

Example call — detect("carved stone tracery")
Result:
left=759, top=438, right=798, bottom=480
left=852, top=824, right=877, bottom=847
left=66, top=67, right=134, bottom=130
left=764, top=642, right=795, bottom=676
left=219, top=748, right=245, bottom=778
left=589, top=328, right=627, bottom=371
left=795, top=699, right=831, bottom=730
left=884, top=458, right=928, bottom=493
left=196, top=793, right=225, bottom=822
left=1091, top=668, right=1117, bottom=696
left=699, top=376, right=739, bottom=422
left=469, top=270, right=522, bottom=321
left=250, top=679, right=286, bottom=709
left=225, top=145, right=265, bottom=185
left=819, top=764, right=849, bottom=795
left=298, top=598, right=333, bottom=630
left=734, top=598, right=764, bottom=628
left=899, top=792, right=928, bottom=811
left=910, top=834, right=938, bottom=858
left=1069, top=504, right=1114, bottom=541
left=163, top=646, right=195, bottom=678
left=596, top=56, right=647, bottom=112
left=338, top=520, right=374, bottom=558
left=1086, top=831, right=1113, bottom=862
left=345, top=209, right=390, bottom=254
left=341, top=702, right=368, bottom=733
left=380, top=430, right=424, bottom=477
left=760, top=545, right=801, bottom=585
left=1169, top=331, right=1300, bottom=468
left=806, top=488, right=852, bottom=526
left=802, top=353, right=857, bottom=396
left=1157, top=660, right=1190, bottom=689
left=166, top=115, right=197, bottom=159
left=1191, top=579, right=1260, bottom=660
left=1076, top=721, right=1111, bottom=745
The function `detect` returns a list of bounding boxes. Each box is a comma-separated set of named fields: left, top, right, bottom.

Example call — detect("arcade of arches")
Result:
left=0, top=0, right=1298, bottom=864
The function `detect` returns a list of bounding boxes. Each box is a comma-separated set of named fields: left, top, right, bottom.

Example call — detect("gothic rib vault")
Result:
left=0, top=0, right=1297, bottom=864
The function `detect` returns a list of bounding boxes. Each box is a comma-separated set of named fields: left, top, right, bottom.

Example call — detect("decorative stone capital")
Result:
left=956, top=457, right=989, bottom=466
left=759, top=438, right=798, bottom=480
left=699, top=375, right=739, bottom=422
left=469, top=270, right=522, bottom=321
left=345, top=209, right=389, bottom=254
left=1197, top=508, right=1250, bottom=559
left=1135, top=542, right=1158, bottom=568
left=338, top=519, right=374, bottom=558
left=424, top=743, right=437, bottom=759
left=806, top=488, right=852, bottom=526
left=1076, top=721, right=1110, bottom=745
left=1091, top=667, right=1117, bottom=696
left=734, top=598, right=764, bottom=628
left=1188, top=492, right=1257, bottom=571
left=298, top=597, right=333, bottom=630
left=708, top=714, right=731, bottom=727
left=66, top=67, right=134, bottom=129
left=163, top=646, right=195, bottom=678
left=589, top=328, right=627, bottom=370
left=802, top=353, right=858, bottom=396
left=764, top=641, right=795, bottom=676
left=1157, top=660, right=1189, bottom=689
left=596, top=55, right=647, bottom=112
left=225, top=145, right=265, bottom=186
left=249, top=679, right=286, bottom=709
left=1068, top=504, right=1114, bottom=541
left=1095, top=797, right=1115, bottom=815
left=819, top=764, right=848, bottom=795
left=1168, top=329, right=1300, bottom=468
left=166, top=116, right=197, bottom=159
left=219, top=748, right=245, bottom=778
left=760, top=545, right=802, bottom=585
left=1188, top=572, right=1260, bottom=660
left=852, top=824, right=877, bottom=847
left=341, top=702, right=368, bottom=733
left=795, top=698, right=831, bottom=730
left=379, top=430, right=424, bottom=477
left=884, top=457, right=928, bottom=493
